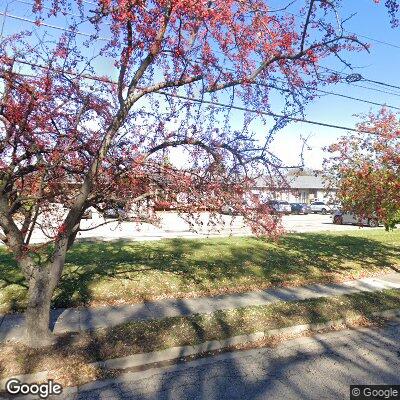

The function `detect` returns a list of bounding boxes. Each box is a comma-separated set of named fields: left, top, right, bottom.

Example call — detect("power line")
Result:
left=319, top=67, right=400, bottom=96
left=13, top=50, right=400, bottom=111
left=269, top=77, right=400, bottom=110
left=9, top=0, right=400, bottom=53
left=0, top=11, right=109, bottom=40
left=276, top=10, right=400, bottom=92
left=350, top=82, right=400, bottom=97
left=3, top=9, right=400, bottom=108
left=15, top=0, right=82, bottom=18
left=320, top=66, right=400, bottom=94
left=0, top=1, right=9, bottom=38
left=6, top=58, right=368, bottom=134
left=158, top=92, right=368, bottom=133
left=307, top=86, right=399, bottom=110
left=4, top=6, right=400, bottom=60
left=344, top=72, right=400, bottom=91
left=361, top=77, right=400, bottom=91
left=7, top=3, right=400, bottom=55
left=344, top=30, right=400, bottom=50
left=284, top=9, right=400, bottom=50
left=14, top=0, right=112, bottom=25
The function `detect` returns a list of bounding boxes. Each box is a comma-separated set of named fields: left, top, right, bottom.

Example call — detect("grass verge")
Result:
left=0, top=288, right=399, bottom=387
left=0, top=229, right=399, bottom=313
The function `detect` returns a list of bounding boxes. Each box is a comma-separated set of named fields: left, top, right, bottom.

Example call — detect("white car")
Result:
left=333, top=211, right=379, bottom=227
left=310, top=201, right=332, bottom=214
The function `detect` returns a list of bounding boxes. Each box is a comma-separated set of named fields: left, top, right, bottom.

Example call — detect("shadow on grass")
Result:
left=0, top=232, right=399, bottom=312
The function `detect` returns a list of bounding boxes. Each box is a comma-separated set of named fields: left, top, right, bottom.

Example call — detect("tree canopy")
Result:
left=0, top=0, right=397, bottom=346
left=326, top=108, right=400, bottom=230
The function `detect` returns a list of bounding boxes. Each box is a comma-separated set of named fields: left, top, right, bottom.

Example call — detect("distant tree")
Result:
left=383, top=0, right=400, bottom=27
left=326, top=109, right=400, bottom=230
left=0, top=0, right=392, bottom=347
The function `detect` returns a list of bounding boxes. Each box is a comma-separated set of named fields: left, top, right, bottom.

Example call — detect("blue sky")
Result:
left=268, top=0, right=400, bottom=169
left=1, top=0, right=399, bottom=170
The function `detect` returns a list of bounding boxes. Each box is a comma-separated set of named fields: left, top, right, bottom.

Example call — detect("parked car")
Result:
left=103, top=207, right=127, bottom=219
left=332, top=211, right=379, bottom=227
left=153, top=200, right=175, bottom=211
left=267, top=200, right=291, bottom=214
left=290, top=203, right=311, bottom=215
left=221, top=205, right=242, bottom=216
left=330, top=202, right=342, bottom=213
left=310, top=201, right=332, bottom=214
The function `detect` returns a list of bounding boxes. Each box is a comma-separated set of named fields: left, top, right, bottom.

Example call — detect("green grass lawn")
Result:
left=0, top=229, right=399, bottom=313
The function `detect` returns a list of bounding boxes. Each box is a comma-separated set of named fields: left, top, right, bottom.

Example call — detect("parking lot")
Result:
left=281, top=213, right=378, bottom=233
left=20, top=211, right=381, bottom=244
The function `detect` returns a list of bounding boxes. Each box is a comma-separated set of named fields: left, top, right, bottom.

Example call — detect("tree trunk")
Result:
left=24, top=264, right=59, bottom=347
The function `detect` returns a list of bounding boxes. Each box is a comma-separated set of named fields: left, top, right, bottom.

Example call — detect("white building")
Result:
left=253, top=172, right=337, bottom=204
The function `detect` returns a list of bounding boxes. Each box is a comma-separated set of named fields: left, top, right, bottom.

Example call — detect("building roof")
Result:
left=287, top=175, right=326, bottom=190
left=254, top=174, right=334, bottom=190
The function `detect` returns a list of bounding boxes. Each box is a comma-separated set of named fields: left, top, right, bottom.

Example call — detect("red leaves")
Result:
left=54, top=45, right=68, bottom=59
left=57, top=223, right=67, bottom=235
left=32, top=0, right=43, bottom=12
left=327, top=108, right=400, bottom=228
left=306, top=49, right=318, bottom=64
left=1, top=0, right=397, bottom=243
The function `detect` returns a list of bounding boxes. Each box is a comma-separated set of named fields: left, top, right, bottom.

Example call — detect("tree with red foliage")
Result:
left=0, top=0, right=394, bottom=347
left=326, top=108, right=400, bottom=230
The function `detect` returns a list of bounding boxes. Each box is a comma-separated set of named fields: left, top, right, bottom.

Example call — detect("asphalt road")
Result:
left=72, top=322, right=400, bottom=400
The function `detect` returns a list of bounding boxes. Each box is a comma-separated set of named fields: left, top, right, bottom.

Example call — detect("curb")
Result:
left=88, top=317, right=373, bottom=371
left=72, top=310, right=400, bottom=396
left=2, top=307, right=400, bottom=397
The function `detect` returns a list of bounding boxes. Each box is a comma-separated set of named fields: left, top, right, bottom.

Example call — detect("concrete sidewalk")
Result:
left=1, top=272, right=400, bottom=343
